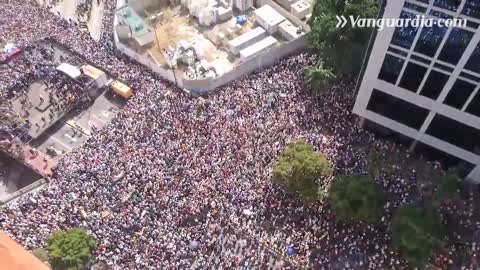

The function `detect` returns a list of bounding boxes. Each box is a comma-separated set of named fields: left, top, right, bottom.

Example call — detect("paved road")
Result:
left=36, top=0, right=104, bottom=41
left=34, top=91, right=124, bottom=161
left=192, top=228, right=286, bottom=270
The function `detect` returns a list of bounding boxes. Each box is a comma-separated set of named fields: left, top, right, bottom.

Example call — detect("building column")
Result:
left=408, top=140, right=418, bottom=152
left=359, top=117, right=366, bottom=128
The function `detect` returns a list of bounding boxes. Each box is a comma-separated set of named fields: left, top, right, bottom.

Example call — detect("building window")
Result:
left=433, top=0, right=460, bottom=11
left=465, top=42, right=480, bottom=74
left=367, top=89, right=429, bottom=130
left=378, top=54, right=405, bottom=84
left=444, top=79, right=477, bottom=109
left=411, top=54, right=431, bottom=64
left=466, top=20, right=480, bottom=29
left=420, top=70, right=450, bottom=99
left=438, top=28, right=474, bottom=65
left=399, top=62, right=428, bottom=92
left=466, top=91, right=480, bottom=117
left=426, top=114, right=480, bottom=153
left=462, top=0, right=480, bottom=19
left=391, top=11, right=421, bottom=49
left=404, top=2, right=428, bottom=13
left=414, top=24, right=448, bottom=57
left=434, top=62, right=454, bottom=72
left=430, top=9, right=453, bottom=20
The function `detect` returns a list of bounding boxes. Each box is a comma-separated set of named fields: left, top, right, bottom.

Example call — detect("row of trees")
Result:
left=273, top=141, right=460, bottom=268
left=306, top=0, right=380, bottom=92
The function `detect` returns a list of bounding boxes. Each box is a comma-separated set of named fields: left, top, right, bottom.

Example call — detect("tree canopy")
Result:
left=47, top=228, right=96, bottom=270
left=305, top=61, right=335, bottom=93
left=328, top=174, right=385, bottom=222
left=32, top=248, right=49, bottom=263
left=391, top=206, right=445, bottom=268
left=272, top=140, right=332, bottom=201
left=309, top=0, right=379, bottom=76
left=435, top=173, right=461, bottom=201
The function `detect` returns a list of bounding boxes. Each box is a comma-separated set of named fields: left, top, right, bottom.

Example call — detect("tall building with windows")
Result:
left=354, top=0, right=480, bottom=182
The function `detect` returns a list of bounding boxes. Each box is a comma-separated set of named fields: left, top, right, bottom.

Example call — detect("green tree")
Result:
left=305, top=62, right=335, bottom=94
left=272, top=140, right=332, bottom=201
left=328, top=175, right=385, bottom=222
left=309, top=0, right=379, bottom=76
left=368, top=148, right=384, bottom=177
left=47, top=228, right=96, bottom=270
left=435, top=173, right=461, bottom=201
left=32, top=248, right=49, bottom=263
left=391, top=206, right=445, bottom=268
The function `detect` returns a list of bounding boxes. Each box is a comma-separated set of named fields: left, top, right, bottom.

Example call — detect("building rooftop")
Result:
left=253, top=4, right=285, bottom=26
left=116, top=6, right=150, bottom=38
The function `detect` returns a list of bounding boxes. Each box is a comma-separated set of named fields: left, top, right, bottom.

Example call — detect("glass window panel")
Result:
left=466, top=91, right=480, bottom=117
left=465, top=42, right=480, bottom=74
left=433, top=0, right=460, bottom=11
left=444, top=79, right=476, bottom=109
left=399, top=62, right=428, bottom=92
left=414, top=24, right=448, bottom=57
left=391, top=11, right=421, bottom=49
left=367, top=89, right=429, bottom=130
left=438, top=28, right=474, bottom=64
left=430, top=9, right=453, bottom=19
left=420, top=70, right=450, bottom=99
left=427, top=114, right=480, bottom=153
left=462, top=0, right=480, bottom=19
left=404, top=2, right=428, bottom=12
left=466, top=20, right=480, bottom=29
left=378, top=54, right=405, bottom=84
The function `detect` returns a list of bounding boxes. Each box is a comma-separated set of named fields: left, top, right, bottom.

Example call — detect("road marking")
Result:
left=91, top=114, right=106, bottom=124
left=49, top=136, right=73, bottom=151
left=66, top=120, right=91, bottom=136
left=64, top=134, right=78, bottom=142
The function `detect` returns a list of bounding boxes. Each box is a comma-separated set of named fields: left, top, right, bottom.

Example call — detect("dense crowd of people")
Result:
left=1, top=0, right=480, bottom=269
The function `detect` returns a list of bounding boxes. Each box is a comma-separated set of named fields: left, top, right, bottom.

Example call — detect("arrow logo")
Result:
left=335, top=15, right=348, bottom=28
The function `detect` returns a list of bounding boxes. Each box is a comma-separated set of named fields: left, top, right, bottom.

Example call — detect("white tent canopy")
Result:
left=56, top=63, right=81, bottom=79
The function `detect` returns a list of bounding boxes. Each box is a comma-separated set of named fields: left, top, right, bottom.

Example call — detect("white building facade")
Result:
left=354, top=0, right=480, bottom=182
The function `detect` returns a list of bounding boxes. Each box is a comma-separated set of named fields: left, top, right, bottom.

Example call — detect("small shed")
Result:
left=253, top=5, right=285, bottom=34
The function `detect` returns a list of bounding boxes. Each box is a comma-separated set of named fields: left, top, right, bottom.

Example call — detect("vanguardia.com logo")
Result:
left=335, top=15, right=467, bottom=30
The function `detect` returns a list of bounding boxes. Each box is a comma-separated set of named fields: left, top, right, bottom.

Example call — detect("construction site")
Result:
left=114, top=0, right=312, bottom=91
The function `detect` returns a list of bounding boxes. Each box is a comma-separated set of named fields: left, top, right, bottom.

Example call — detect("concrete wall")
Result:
left=183, top=34, right=308, bottom=93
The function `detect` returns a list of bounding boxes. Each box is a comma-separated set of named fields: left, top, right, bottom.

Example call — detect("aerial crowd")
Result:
left=1, top=0, right=479, bottom=269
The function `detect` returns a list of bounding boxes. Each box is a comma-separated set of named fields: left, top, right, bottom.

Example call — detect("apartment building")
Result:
left=353, top=0, right=480, bottom=181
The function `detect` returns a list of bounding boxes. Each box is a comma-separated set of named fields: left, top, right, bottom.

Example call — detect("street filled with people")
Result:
left=1, top=0, right=480, bottom=269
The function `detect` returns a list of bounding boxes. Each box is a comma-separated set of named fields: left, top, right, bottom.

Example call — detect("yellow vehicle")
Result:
left=111, top=80, right=133, bottom=99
